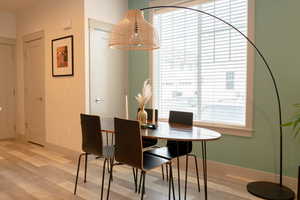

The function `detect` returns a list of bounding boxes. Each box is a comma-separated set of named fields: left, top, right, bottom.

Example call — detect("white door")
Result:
left=0, top=43, right=15, bottom=139
left=24, top=37, right=45, bottom=145
left=89, top=25, right=127, bottom=118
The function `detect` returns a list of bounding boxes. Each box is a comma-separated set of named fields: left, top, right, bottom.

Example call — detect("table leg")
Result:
left=202, top=141, right=208, bottom=200
left=177, top=143, right=181, bottom=200
left=297, top=166, right=300, bottom=200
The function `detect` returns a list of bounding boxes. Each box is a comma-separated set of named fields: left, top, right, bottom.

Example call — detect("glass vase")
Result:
left=137, top=107, right=148, bottom=125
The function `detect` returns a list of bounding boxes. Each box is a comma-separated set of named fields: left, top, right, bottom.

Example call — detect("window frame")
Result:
left=149, top=0, right=255, bottom=137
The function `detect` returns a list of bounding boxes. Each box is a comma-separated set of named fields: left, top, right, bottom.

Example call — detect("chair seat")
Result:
left=143, top=153, right=170, bottom=171
left=144, top=146, right=189, bottom=160
left=142, top=138, right=158, bottom=148
left=103, top=145, right=115, bottom=158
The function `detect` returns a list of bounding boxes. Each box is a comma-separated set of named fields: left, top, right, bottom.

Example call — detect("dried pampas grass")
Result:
left=135, top=79, right=152, bottom=109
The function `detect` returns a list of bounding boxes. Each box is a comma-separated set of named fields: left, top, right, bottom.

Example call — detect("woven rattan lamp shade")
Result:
left=109, top=10, right=160, bottom=50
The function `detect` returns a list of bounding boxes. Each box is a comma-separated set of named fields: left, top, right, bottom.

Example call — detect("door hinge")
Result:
left=14, top=125, right=16, bottom=132
left=25, top=122, right=28, bottom=129
left=13, top=88, right=16, bottom=96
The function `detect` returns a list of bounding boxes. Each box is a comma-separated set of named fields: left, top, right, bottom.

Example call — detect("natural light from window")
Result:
left=153, top=0, right=248, bottom=126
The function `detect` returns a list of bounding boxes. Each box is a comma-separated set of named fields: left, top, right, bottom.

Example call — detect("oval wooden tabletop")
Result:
left=101, top=118, right=222, bottom=142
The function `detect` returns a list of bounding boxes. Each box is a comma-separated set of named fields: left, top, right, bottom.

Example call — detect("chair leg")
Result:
left=193, top=155, right=200, bottom=192
left=177, top=157, right=181, bottom=200
left=107, top=159, right=110, bottom=174
left=106, top=159, right=114, bottom=200
left=141, top=171, right=146, bottom=200
left=138, top=170, right=143, bottom=194
left=110, top=159, right=114, bottom=182
left=101, top=159, right=107, bottom=200
left=166, top=164, right=169, bottom=181
left=170, top=163, right=176, bottom=200
left=169, top=165, right=171, bottom=200
left=168, top=164, right=172, bottom=200
left=184, top=155, right=189, bottom=200
left=84, top=153, right=88, bottom=183
left=132, top=168, right=137, bottom=193
left=74, top=153, right=84, bottom=195
left=136, top=168, right=139, bottom=190
left=161, top=165, right=165, bottom=180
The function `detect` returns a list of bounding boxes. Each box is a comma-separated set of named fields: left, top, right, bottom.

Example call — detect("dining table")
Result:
left=100, top=117, right=222, bottom=200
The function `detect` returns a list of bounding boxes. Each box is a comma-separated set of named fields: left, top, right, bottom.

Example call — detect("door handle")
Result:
left=95, top=98, right=104, bottom=103
left=37, top=97, right=43, bottom=101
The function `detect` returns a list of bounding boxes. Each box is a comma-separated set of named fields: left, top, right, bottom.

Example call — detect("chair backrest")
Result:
left=80, top=114, right=103, bottom=156
left=114, top=118, right=143, bottom=169
left=137, top=108, right=158, bottom=122
left=167, top=111, right=194, bottom=153
left=168, top=111, right=193, bottom=126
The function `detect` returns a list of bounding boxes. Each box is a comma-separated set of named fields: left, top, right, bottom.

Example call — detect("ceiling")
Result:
left=0, top=0, right=39, bottom=12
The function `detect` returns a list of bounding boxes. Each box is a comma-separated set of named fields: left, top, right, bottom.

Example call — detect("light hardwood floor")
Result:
left=0, top=140, right=260, bottom=200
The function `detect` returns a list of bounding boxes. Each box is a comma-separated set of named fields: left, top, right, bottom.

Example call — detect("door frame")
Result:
left=0, top=37, right=16, bottom=139
left=23, top=31, right=46, bottom=145
left=87, top=19, right=114, bottom=113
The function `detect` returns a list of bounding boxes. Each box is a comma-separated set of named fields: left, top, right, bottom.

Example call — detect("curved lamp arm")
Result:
left=141, top=5, right=283, bottom=185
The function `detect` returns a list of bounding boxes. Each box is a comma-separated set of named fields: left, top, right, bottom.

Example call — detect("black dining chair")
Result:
left=136, top=108, right=170, bottom=182
left=145, top=111, right=201, bottom=195
left=74, top=114, right=114, bottom=200
left=106, top=118, right=175, bottom=200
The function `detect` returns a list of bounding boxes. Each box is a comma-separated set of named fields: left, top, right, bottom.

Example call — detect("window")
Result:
left=153, top=0, right=253, bottom=132
left=226, top=71, right=235, bottom=90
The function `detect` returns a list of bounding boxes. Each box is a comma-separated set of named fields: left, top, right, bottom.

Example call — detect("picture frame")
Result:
left=51, top=35, right=74, bottom=77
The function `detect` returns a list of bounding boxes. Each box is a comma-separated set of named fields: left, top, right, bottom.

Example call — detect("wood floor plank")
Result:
left=8, top=150, right=48, bottom=167
left=29, top=148, right=70, bottom=164
left=0, top=141, right=259, bottom=200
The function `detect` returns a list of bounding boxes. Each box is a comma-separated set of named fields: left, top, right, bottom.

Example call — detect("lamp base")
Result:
left=247, top=181, right=295, bottom=200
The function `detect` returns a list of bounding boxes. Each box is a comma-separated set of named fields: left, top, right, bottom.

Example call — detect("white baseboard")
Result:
left=15, top=133, right=80, bottom=160
left=0, top=137, right=15, bottom=141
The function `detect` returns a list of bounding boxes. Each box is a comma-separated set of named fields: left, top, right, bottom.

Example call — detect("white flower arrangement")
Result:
left=135, top=79, right=152, bottom=109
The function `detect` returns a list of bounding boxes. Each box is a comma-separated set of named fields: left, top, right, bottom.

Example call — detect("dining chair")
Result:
left=106, top=118, right=175, bottom=200
left=136, top=108, right=169, bottom=182
left=74, top=114, right=114, bottom=200
left=145, top=111, right=201, bottom=195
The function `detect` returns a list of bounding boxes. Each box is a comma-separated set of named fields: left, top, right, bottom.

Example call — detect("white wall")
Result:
left=0, top=12, right=16, bottom=38
left=85, top=0, right=128, bottom=24
left=16, top=0, right=85, bottom=152
left=15, top=0, right=128, bottom=152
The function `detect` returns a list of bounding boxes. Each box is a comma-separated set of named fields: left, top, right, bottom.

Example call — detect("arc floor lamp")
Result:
left=109, top=5, right=295, bottom=200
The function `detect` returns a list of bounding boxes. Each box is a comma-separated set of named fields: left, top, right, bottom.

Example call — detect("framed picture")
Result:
left=52, top=35, right=74, bottom=77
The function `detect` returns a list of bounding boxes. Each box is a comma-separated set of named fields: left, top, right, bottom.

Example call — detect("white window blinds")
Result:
left=153, top=0, right=248, bottom=126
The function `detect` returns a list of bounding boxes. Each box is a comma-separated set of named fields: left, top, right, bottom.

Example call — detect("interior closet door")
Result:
left=24, top=36, right=45, bottom=145
left=0, top=42, right=15, bottom=139
left=89, top=21, right=128, bottom=118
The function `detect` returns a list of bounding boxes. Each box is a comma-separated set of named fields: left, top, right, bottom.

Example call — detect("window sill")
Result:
left=159, top=118, right=253, bottom=137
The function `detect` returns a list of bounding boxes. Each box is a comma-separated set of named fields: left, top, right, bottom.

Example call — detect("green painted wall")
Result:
left=128, top=0, right=300, bottom=178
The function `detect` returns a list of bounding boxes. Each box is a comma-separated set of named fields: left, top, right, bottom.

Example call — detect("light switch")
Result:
left=62, top=20, right=72, bottom=30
